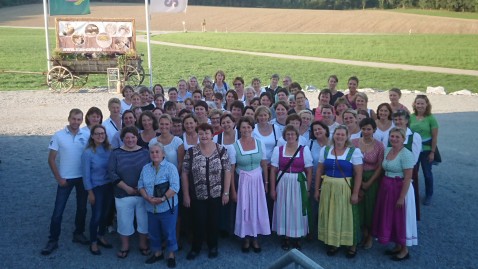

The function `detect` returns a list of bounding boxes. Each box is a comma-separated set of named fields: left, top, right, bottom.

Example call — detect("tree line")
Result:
left=2, top=0, right=476, bottom=13
left=191, top=0, right=478, bottom=12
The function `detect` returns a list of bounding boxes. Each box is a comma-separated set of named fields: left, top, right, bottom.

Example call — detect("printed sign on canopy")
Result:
left=55, top=18, right=136, bottom=54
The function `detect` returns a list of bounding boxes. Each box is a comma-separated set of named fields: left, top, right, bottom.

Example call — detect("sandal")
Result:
left=241, top=239, right=250, bottom=253
left=363, top=240, right=373, bottom=250
left=252, top=240, right=261, bottom=253
left=291, top=239, right=301, bottom=250
left=326, top=246, right=339, bottom=256
left=385, top=249, right=401, bottom=255
left=117, top=249, right=129, bottom=259
left=281, top=239, right=290, bottom=251
left=140, top=247, right=152, bottom=256
left=346, top=247, right=357, bottom=259
left=97, top=238, right=113, bottom=249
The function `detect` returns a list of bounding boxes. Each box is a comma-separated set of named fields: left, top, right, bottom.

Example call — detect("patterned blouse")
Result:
left=352, top=138, right=385, bottom=172
left=183, top=144, right=231, bottom=200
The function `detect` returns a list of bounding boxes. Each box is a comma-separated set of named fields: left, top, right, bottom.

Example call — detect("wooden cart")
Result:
left=47, top=56, right=145, bottom=92
left=47, top=17, right=144, bottom=92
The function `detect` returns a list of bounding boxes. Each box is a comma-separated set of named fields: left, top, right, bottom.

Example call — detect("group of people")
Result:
left=41, top=71, right=439, bottom=266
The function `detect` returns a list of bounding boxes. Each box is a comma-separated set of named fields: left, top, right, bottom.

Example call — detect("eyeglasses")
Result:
left=210, top=117, right=220, bottom=121
left=233, top=83, right=242, bottom=86
left=93, top=132, right=105, bottom=136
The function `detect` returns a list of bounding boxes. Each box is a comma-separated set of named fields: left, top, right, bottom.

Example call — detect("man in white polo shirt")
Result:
left=41, top=109, right=89, bottom=255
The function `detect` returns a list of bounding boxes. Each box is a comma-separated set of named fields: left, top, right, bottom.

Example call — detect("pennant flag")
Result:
left=50, top=0, right=91, bottom=16
left=151, top=0, right=188, bottom=13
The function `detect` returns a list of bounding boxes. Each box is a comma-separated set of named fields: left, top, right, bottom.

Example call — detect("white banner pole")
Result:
left=145, top=0, right=153, bottom=87
left=43, top=0, right=51, bottom=71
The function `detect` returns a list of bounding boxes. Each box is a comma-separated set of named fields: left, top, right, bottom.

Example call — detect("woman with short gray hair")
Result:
left=138, top=142, right=180, bottom=267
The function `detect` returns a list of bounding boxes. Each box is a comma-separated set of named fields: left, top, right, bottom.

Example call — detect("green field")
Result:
left=0, top=28, right=476, bottom=92
left=153, top=33, right=478, bottom=70
left=390, top=8, right=478, bottom=20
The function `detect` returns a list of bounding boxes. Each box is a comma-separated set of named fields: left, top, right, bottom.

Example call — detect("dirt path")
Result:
left=1, top=3, right=477, bottom=76
left=141, top=37, right=478, bottom=76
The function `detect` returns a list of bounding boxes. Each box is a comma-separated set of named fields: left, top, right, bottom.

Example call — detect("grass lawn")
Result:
left=152, top=32, right=478, bottom=70
left=390, top=8, right=478, bottom=20
left=0, top=27, right=476, bottom=92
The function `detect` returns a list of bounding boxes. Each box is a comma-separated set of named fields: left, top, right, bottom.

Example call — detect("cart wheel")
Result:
left=77, top=75, right=89, bottom=87
left=121, top=65, right=141, bottom=87
left=137, top=67, right=145, bottom=85
left=47, top=66, right=74, bottom=92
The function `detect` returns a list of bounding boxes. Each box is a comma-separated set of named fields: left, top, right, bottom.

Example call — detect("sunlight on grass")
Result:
left=0, top=28, right=476, bottom=92
left=152, top=32, right=478, bottom=70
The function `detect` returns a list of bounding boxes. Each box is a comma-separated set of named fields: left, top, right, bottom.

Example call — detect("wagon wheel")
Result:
left=121, top=65, right=142, bottom=87
left=47, top=66, right=74, bottom=92
left=76, top=75, right=89, bottom=88
left=137, top=66, right=145, bottom=85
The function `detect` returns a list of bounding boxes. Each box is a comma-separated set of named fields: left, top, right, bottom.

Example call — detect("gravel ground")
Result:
left=0, top=90, right=477, bottom=268
left=1, top=3, right=477, bottom=268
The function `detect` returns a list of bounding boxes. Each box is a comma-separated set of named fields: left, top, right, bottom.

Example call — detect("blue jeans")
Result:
left=417, top=151, right=434, bottom=197
left=49, top=178, right=87, bottom=242
left=148, top=207, right=178, bottom=253
left=89, top=183, right=113, bottom=243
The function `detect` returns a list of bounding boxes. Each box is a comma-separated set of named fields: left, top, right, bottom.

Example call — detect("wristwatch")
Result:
left=223, top=192, right=229, bottom=196
left=160, top=196, right=166, bottom=202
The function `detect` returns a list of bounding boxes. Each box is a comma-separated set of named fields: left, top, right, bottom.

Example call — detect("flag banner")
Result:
left=151, top=0, right=188, bottom=13
left=50, top=0, right=91, bottom=16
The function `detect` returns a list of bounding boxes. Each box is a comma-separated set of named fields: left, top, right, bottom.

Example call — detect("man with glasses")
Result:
left=282, top=75, right=292, bottom=90
left=41, top=109, right=89, bottom=255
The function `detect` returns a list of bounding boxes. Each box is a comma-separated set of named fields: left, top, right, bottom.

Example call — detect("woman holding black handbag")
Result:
left=315, top=125, right=363, bottom=258
left=270, top=125, right=313, bottom=250
left=138, top=142, right=180, bottom=267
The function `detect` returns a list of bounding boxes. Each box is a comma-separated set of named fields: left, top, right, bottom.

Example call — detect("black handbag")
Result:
left=153, top=182, right=174, bottom=214
left=432, top=146, right=442, bottom=165
left=422, top=140, right=442, bottom=165
left=154, top=182, right=169, bottom=197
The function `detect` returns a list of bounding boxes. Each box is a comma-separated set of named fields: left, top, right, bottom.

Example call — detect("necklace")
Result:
left=360, top=138, right=374, bottom=146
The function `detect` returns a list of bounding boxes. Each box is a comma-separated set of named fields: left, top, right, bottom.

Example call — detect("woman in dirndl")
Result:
left=314, top=125, right=363, bottom=258
left=392, top=109, right=421, bottom=245
left=351, top=118, right=384, bottom=249
left=270, top=125, right=313, bottom=250
left=372, top=127, right=415, bottom=261
left=233, top=116, right=270, bottom=253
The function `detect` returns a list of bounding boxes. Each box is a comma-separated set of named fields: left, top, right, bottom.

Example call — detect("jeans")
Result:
left=416, top=151, right=434, bottom=197
left=191, top=197, right=221, bottom=252
left=148, top=207, right=178, bottom=253
left=89, top=183, right=113, bottom=243
left=49, top=178, right=87, bottom=242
